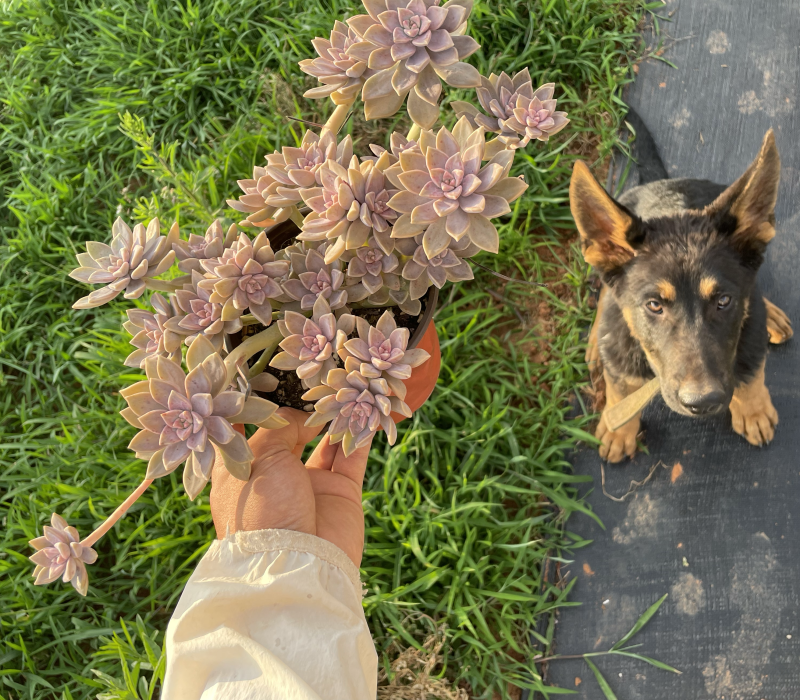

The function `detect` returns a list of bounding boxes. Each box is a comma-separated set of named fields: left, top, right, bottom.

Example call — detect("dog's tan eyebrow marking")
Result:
left=699, top=276, right=718, bottom=300
left=656, top=280, right=676, bottom=301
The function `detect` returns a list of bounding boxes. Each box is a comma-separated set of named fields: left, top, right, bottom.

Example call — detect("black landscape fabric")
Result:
left=545, top=1, right=800, bottom=698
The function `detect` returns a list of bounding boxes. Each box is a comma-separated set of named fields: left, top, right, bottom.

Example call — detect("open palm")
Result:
left=209, top=408, right=372, bottom=566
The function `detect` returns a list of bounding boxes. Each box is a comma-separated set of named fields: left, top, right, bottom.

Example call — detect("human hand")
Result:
left=209, top=408, right=372, bottom=566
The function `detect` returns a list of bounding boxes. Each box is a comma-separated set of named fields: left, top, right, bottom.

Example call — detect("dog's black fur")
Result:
left=571, top=109, right=787, bottom=460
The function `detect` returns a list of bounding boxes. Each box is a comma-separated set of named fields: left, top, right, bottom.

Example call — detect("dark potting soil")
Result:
left=349, top=305, right=420, bottom=333
left=255, top=366, right=314, bottom=411
left=238, top=298, right=429, bottom=411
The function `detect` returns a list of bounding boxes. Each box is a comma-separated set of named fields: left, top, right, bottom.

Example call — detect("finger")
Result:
left=307, top=432, right=373, bottom=487
left=332, top=434, right=373, bottom=487
left=305, top=434, right=338, bottom=471
left=248, top=407, right=323, bottom=464
left=210, top=449, right=241, bottom=539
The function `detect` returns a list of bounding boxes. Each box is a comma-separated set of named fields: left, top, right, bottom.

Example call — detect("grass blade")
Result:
left=611, top=594, right=668, bottom=650
left=584, top=658, right=617, bottom=700
left=612, top=651, right=681, bottom=674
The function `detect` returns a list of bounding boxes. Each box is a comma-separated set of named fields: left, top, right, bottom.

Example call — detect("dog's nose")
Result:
left=678, top=384, right=727, bottom=415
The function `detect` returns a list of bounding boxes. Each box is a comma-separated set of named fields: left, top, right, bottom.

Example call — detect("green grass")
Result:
left=0, top=0, right=657, bottom=697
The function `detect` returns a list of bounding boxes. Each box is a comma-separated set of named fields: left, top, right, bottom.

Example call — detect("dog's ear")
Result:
left=570, top=160, right=637, bottom=270
left=701, top=130, right=780, bottom=251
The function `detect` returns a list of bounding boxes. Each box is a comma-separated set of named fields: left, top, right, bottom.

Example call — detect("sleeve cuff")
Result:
left=233, top=528, right=363, bottom=597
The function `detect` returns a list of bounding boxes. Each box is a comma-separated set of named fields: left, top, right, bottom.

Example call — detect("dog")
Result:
left=571, top=110, right=793, bottom=463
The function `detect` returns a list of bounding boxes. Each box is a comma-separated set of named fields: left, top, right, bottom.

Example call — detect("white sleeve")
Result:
left=162, top=529, right=378, bottom=700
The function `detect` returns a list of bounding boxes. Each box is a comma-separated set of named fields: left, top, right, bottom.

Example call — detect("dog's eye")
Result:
left=717, top=295, right=732, bottom=309
left=645, top=300, right=663, bottom=314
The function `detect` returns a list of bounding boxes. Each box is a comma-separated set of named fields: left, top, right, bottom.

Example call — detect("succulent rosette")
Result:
left=69, top=217, right=178, bottom=309
left=282, top=246, right=351, bottom=310
left=300, top=21, right=374, bottom=103
left=387, top=283, right=422, bottom=316
left=387, top=117, right=528, bottom=257
left=123, top=292, right=184, bottom=368
left=228, top=131, right=354, bottom=229
left=298, top=156, right=398, bottom=262
left=400, top=233, right=476, bottom=299
left=173, top=220, right=237, bottom=273
left=344, top=236, right=401, bottom=302
left=302, top=366, right=409, bottom=456
left=502, top=84, right=570, bottom=147
left=198, top=231, right=289, bottom=326
left=270, top=296, right=356, bottom=388
left=364, top=132, right=420, bottom=167
left=164, top=271, right=244, bottom=351
left=451, top=68, right=537, bottom=147
left=345, top=238, right=422, bottom=315
left=29, top=514, right=97, bottom=595
left=337, top=311, right=430, bottom=399
left=347, top=0, right=481, bottom=127
left=120, top=341, right=286, bottom=499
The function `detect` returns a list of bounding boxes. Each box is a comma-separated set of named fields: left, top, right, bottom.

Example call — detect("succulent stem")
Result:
left=80, top=479, right=154, bottom=548
left=223, top=324, right=284, bottom=386
left=240, top=312, right=280, bottom=326
left=407, top=123, right=421, bottom=141
left=247, top=348, right=274, bottom=379
left=323, top=99, right=356, bottom=135
left=350, top=299, right=399, bottom=309
left=288, top=206, right=305, bottom=228
left=144, top=279, right=182, bottom=293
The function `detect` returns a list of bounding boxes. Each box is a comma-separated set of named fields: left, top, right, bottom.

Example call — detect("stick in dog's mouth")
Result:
left=605, top=378, right=661, bottom=432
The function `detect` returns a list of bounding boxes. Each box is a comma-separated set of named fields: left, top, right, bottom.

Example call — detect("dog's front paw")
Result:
left=596, top=413, right=640, bottom=462
left=765, top=298, right=793, bottom=344
left=730, top=391, right=778, bottom=446
left=586, top=334, right=602, bottom=371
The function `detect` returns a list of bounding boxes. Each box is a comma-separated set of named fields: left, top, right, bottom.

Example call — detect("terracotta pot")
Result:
left=228, top=217, right=440, bottom=414
left=391, top=320, right=440, bottom=423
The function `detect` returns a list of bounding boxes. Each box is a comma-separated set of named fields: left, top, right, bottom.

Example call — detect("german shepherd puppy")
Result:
left=571, top=110, right=792, bottom=462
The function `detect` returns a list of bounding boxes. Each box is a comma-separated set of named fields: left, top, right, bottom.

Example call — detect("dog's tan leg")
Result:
left=586, top=287, right=606, bottom=376
left=596, top=370, right=645, bottom=462
left=764, top=297, right=793, bottom=344
left=729, top=361, right=778, bottom=446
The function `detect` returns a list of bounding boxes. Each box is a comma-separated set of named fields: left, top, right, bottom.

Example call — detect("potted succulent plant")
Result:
left=29, top=0, right=569, bottom=595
